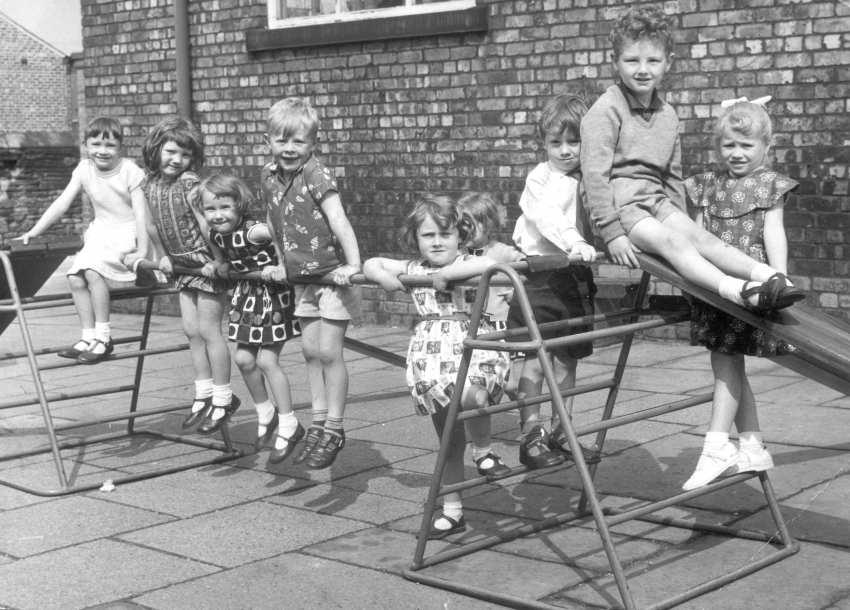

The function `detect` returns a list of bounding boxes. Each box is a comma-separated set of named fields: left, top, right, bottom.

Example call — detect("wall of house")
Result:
left=79, top=0, right=850, bottom=327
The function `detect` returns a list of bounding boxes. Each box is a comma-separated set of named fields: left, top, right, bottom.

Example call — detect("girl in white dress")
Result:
left=18, top=117, right=148, bottom=363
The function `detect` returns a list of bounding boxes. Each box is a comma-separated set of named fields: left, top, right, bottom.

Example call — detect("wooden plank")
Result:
left=637, top=252, right=850, bottom=395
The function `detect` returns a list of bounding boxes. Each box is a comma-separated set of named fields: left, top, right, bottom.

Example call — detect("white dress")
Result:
left=66, top=158, right=145, bottom=282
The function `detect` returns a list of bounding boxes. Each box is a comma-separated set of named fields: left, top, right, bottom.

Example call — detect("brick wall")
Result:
left=0, top=17, right=74, bottom=132
left=79, top=0, right=850, bottom=327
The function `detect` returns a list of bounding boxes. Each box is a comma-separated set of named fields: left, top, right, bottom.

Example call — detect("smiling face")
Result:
left=85, top=133, right=122, bottom=172
left=718, top=127, right=769, bottom=178
left=613, top=37, right=673, bottom=106
left=266, top=126, right=315, bottom=174
left=200, top=190, right=241, bottom=235
left=159, top=140, right=195, bottom=178
left=545, top=128, right=581, bottom=175
left=416, top=214, right=460, bottom=267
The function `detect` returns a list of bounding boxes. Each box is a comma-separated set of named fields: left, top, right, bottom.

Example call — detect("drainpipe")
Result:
left=174, top=0, right=192, bottom=119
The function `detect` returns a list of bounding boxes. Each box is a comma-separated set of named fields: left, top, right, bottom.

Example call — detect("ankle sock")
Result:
left=718, top=276, right=747, bottom=305
left=255, top=400, right=275, bottom=434
left=94, top=321, right=111, bottom=343
left=472, top=446, right=492, bottom=462
left=325, top=415, right=343, bottom=432
left=81, top=328, right=96, bottom=344
left=210, top=383, right=233, bottom=420
left=750, top=263, right=774, bottom=282
left=312, top=409, right=328, bottom=428
left=704, top=431, right=730, bottom=453
left=440, top=500, right=463, bottom=526
left=274, top=412, right=300, bottom=449
left=192, top=378, right=214, bottom=412
left=739, top=431, right=763, bottom=449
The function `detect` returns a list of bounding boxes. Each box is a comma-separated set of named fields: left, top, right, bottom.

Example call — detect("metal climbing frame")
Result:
left=0, top=249, right=245, bottom=496
left=403, top=257, right=799, bottom=610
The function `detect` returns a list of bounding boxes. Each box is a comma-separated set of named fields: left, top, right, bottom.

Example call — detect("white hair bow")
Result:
left=720, top=95, right=772, bottom=108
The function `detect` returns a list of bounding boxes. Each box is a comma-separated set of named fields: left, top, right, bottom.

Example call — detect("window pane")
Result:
left=345, top=0, right=404, bottom=9
left=278, top=0, right=336, bottom=18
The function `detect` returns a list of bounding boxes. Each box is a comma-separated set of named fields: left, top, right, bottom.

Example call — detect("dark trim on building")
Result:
left=246, top=6, right=488, bottom=52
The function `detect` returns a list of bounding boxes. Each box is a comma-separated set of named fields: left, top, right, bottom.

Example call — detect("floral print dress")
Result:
left=685, top=168, right=797, bottom=356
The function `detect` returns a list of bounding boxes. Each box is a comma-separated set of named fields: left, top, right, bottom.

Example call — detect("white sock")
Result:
left=739, top=431, right=763, bottom=449
left=705, top=431, right=730, bottom=453
left=94, top=321, right=111, bottom=342
left=273, top=412, right=299, bottom=449
left=192, top=378, right=214, bottom=412
left=209, top=383, right=233, bottom=421
left=749, top=263, right=774, bottom=282
left=81, top=328, right=96, bottom=343
left=472, top=446, right=492, bottom=462
left=255, top=400, right=275, bottom=425
left=442, top=500, right=463, bottom=522
left=718, top=276, right=746, bottom=305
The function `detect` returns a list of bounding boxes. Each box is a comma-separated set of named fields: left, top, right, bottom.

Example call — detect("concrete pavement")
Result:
left=0, top=274, right=848, bottom=609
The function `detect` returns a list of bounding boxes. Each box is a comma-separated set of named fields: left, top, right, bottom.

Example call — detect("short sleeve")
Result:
left=684, top=173, right=713, bottom=210
left=122, top=159, right=146, bottom=192
left=303, top=159, right=338, bottom=203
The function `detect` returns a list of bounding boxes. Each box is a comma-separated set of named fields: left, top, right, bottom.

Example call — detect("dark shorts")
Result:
left=507, top=265, right=596, bottom=362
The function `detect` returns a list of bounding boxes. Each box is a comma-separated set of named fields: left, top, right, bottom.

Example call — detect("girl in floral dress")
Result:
left=682, top=99, right=797, bottom=490
left=364, top=195, right=511, bottom=539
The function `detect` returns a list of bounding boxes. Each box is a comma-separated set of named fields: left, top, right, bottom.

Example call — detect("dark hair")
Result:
left=198, top=173, right=254, bottom=214
left=400, top=194, right=470, bottom=252
left=538, top=95, right=589, bottom=142
left=457, top=191, right=501, bottom=244
left=141, top=116, right=205, bottom=174
left=609, top=5, right=674, bottom=59
left=84, top=116, right=123, bottom=143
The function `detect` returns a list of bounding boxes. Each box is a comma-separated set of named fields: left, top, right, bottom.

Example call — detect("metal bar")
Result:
left=0, top=385, right=137, bottom=410
left=343, top=336, right=406, bottom=368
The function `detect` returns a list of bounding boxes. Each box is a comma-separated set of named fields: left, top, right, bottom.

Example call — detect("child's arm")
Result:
left=363, top=257, right=408, bottom=292
left=431, top=255, right=499, bottom=290
left=580, top=105, right=637, bottom=267
left=123, top=187, right=151, bottom=266
left=520, top=173, right=596, bottom=262
left=763, top=203, right=789, bottom=274
left=15, top=174, right=83, bottom=243
left=260, top=211, right=288, bottom=283
left=486, top=241, right=525, bottom=264
left=321, top=192, right=361, bottom=285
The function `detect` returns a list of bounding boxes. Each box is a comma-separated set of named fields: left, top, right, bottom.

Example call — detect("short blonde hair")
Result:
left=714, top=102, right=773, bottom=148
left=267, top=97, right=319, bottom=141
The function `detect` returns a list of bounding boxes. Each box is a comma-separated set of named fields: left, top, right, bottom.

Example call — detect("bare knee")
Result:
left=234, top=348, right=257, bottom=373
left=67, top=273, right=87, bottom=292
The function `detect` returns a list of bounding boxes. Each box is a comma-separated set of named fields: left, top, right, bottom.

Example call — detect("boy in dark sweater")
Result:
left=580, top=5, right=803, bottom=312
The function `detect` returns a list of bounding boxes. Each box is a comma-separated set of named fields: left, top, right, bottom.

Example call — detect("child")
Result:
left=17, top=117, right=148, bottom=364
left=363, top=194, right=511, bottom=539
left=508, top=95, right=599, bottom=470
left=682, top=99, right=794, bottom=490
left=259, top=97, right=361, bottom=470
left=580, top=6, right=804, bottom=314
left=458, top=191, right=524, bottom=478
left=197, top=173, right=302, bottom=462
left=132, top=116, right=238, bottom=434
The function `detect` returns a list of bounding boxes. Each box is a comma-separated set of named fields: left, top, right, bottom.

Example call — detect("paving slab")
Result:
left=0, top=538, right=217, bottom=610
left=119, top=500, right=368, bottom=568
left=134, top=552, right=497, bottom=610
left=0, top=495, right=171, bottom=557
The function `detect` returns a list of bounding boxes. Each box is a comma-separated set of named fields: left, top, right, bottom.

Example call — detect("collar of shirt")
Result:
left=617, top=81, right=663, bottom=120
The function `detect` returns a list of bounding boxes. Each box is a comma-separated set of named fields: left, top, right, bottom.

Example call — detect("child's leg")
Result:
left=683, top=351, right=744, bottom=490
left=234, top=345, right=275, bottom=440
left=734, top=374, right=774, bottom=472
left=428, top=409, right=468, bottom=538
left=177, top=291, right=214, bottom=427
left=196, top=292, right=237, bottom=431
left=299, top=317, right=329, bottom=427
left=78, top=270, right=113, bottom=359
left=255, top=344, right=302, bottom=461
left=461, top=383, right=510, bottom=478
left=61, top=272, right=96, bottom=356
left=516, top=357, right=544, bottom=433
left=516, top=356, right=565, bottom=469
left=665, top=213, right=775, bottom=283
left=302, top=317, right=349, bottom=469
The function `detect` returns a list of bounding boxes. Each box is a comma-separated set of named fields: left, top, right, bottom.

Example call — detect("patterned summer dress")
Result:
left=144, top=172, right=229, bottom=294
left=211, top=218, right=300, bottom=346
left=685, top=168, right=797, bottom=356
left=405, top=256, right=511, bottom=416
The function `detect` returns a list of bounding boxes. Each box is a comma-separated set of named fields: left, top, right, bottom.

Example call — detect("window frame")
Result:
left=266, top=0, right=476, bottom=30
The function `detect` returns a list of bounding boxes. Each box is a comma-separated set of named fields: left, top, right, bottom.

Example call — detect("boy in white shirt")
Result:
left=508, top=94, right=599, bottom=469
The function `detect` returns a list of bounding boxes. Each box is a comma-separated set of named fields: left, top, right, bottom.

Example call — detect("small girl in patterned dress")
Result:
left=198, top=173, right=302, bottom=463
left=682, top=99, right=797, bottom=490
left=364, top=195, right=511, bottom=540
